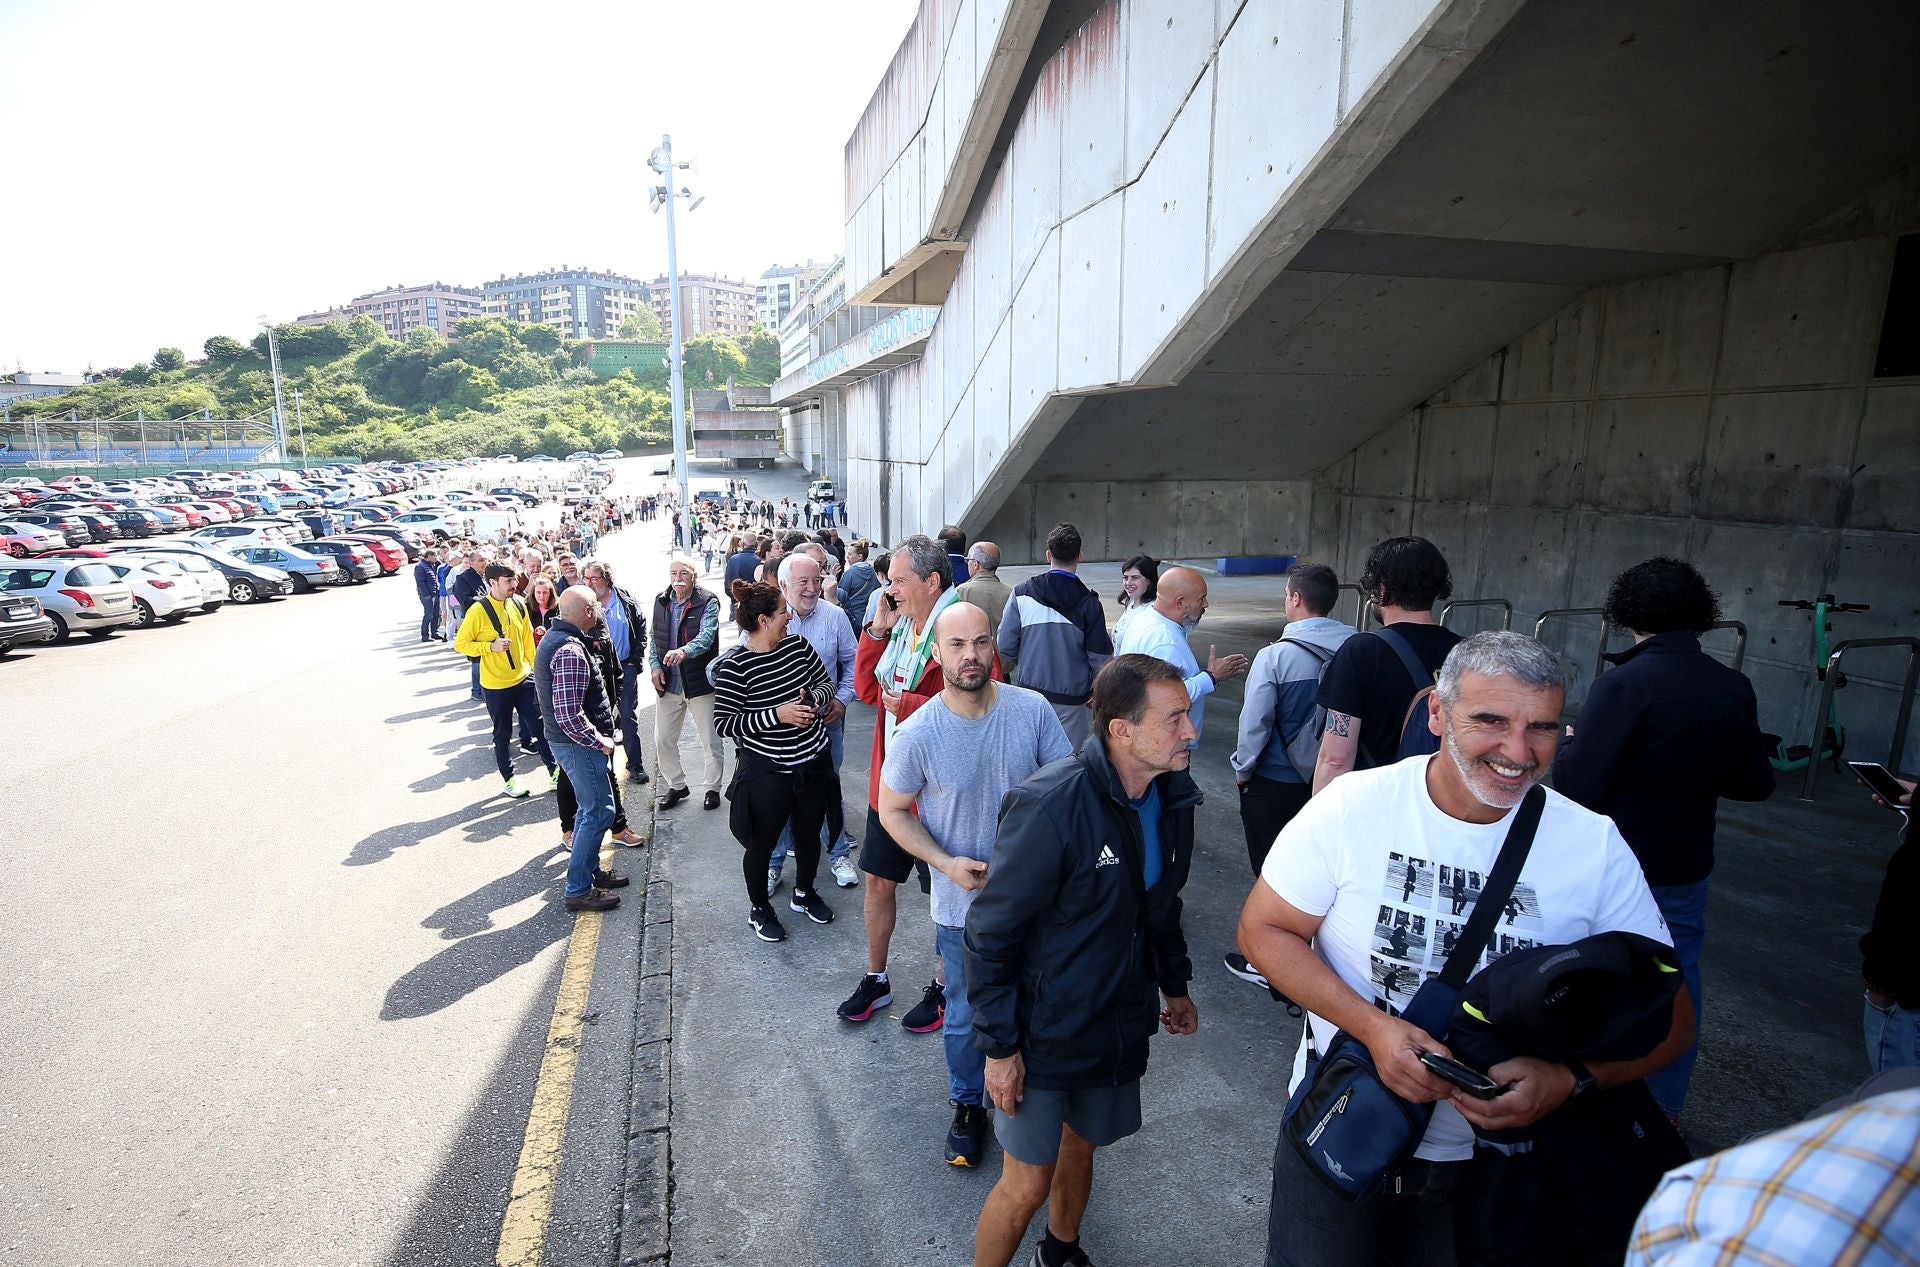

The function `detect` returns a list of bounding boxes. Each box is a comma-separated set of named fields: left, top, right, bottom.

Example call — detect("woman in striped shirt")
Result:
left=712, top=579, right=838, bottom=942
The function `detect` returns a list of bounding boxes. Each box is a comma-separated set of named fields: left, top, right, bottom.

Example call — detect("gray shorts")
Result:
left=993, top=1080, right=1142, bottom=1165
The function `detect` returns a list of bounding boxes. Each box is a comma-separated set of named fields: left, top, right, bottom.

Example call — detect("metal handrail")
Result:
left=1533, top=607, right=1612, bottom=681
left=1360, top=598, right=1379, bottom=631
left=1440, top=598, right=1513, bottom=631
left=1333, top=583, right=1366, bottom=628
left=1800, top=636, right=1920, bottom=800
left=1703, top=620, right=1747, bottom=672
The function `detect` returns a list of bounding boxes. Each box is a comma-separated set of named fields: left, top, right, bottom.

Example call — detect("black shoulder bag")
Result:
left=1281, top=785, right=1545, bottom=1202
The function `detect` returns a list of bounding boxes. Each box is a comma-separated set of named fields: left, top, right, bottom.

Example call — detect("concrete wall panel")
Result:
left=974, top=322, right=1013, bottom=494
left=1348, top=406, right=1421, bottom=498
left=1124, top=0, right=1219, bottom=181
left=1849, top=386, right=1920, bottom=533
left=1481, top=506, right=1575, bottom=619
left=1701, top=389, right=1863, bottom=529
left=1034, top=483, right=1112, bottom=561
left=1058, top=2, right=1127, bottom=221
left=1414, top=404, right=1495, bottom=503
left=1689, top=521, right=1834, bottom=665
left=1174, top=481, right=1250, bottom=557
left=1345, top=0, right=1443, bottom=113
left=945, top=387, right=975, bottom=530
left=940, top=251, right=976, bottom=432
left=1410, top=500, right=1489, bottom=598
left=1501, top=291, right=1601, bottom=403
left=940, top=0, right=978, bottom=200
left=1489, top=402, right=1589, bottom=508
left=1594, top=268, right=1727, bottom=396
left=1342, top=494, right=1413, bottom=567
left=924, top=435, right=947, bottom=535
left=1057, top=194, right=1125, bottom=391
left=1827, top=535, right=1920, bottom=652
left=980, top=481, right=1036, bottom=560
left=1207, top=0, right=1345, bottom=278
left=1434, top=350, right=1502, bottom=406
left=1246, top=480, right=1315, bottom=555
left=973, top=162, right=1015, bottom=328
left=1010, top=231, right=1062, bottom=420
left=1122, top=66, right=1215, bottom=376
left=882, top=162, right=904, bottom=269
left=1718, top=238, right=1892, bottom=389
left=1008, top=58, right=1062, bottom=286
left=1108, top=481, right=1164, bottom=558
left=1584, top=395, right=1710, bottom=517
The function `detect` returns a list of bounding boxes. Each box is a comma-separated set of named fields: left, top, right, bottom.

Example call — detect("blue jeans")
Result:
left=618, top=664, right=646, bottom=775
left=419, top=596, right=440, bottom=640
left=770, top=715, right=852, bottom=871
left=1866, top=996, right=1920, bottom=1072
left=1646, top=879, right=1709, bottom=1116
left=936, top=922, right=984, bottom=1106
left=553, top=742, right=613, bottom=898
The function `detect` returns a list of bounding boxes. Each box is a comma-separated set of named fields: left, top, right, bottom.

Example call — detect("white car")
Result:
left=0, top=559, right=138, bottom=640
left=99, top=556, right=203, bottom=625
left=390, top=509, right=521, bottom=540
left=188, top=524, right=287, bottom=548
left=0, top=521, right=64, bottom=557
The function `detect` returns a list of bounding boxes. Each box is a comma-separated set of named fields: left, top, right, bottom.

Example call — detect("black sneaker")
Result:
left=836, top=973, right=893, bottom=1022
left=518, top=738, right=538, bottom=755
left=627, top=766, right=651, bottom=785
left=945, top=1100, right=990, bottom=1167
left=789, top=888, right=834, bottom=925
left=1029, top=1242, right=1097, bottom=1267
left=1224, top=951, right=1269, bottom=989
left=748, top=905, right=787, bottom=943
left=902, top=979, right=945, bottom=1033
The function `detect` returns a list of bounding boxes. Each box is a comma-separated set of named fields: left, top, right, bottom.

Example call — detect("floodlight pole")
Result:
left=651, top=133, right=693, bottom=512
left=292, top=387, right=308, bottom=468
left=262, top=318, right=289, bottom=461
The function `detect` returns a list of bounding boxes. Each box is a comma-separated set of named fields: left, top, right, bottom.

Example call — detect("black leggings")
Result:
left=727, top=748, right=833, bottom=907
left=557, top=751, right=629, bottom=835
left=1239, top=774, right=1313, bottom=875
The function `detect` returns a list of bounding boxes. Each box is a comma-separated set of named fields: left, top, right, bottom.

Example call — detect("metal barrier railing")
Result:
left=1702, top=620, right=1748, bottom=672
left=1333, top=584, right=1368, bottom=629
left=1440, top=598, right=1514, bottom=631
left=1800, top=636, right=1920, bottom=800
left=1533, top=607, right=1612, bottom=682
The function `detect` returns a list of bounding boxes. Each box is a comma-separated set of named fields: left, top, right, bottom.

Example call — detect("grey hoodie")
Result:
left=1232, top=615, right=1356, bottom=784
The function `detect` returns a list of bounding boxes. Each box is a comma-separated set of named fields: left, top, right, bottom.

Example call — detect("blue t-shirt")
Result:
left=1129, top=782, right=1164, bottom=890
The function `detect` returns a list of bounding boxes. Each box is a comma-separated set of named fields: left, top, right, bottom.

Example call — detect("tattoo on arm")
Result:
left=1325, top=711, right=1353, bottom=738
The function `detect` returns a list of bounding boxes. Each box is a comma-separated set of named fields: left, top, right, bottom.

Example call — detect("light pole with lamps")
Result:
left=292, top=387, right=308, bottom=469
left=260, top=315, right=289, bottom=462
left=648, top=134, right=703, bottom=513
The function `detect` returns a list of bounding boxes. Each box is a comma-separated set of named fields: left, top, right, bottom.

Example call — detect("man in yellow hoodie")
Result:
left=456, top=563, right=557, bottom=798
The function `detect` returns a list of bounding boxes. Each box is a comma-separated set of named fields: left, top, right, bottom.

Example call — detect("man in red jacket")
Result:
left=838, top=534, right=1003, bottom=1028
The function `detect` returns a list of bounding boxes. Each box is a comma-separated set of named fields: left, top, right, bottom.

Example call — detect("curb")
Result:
left=619, top=799, right=673, bottom=1265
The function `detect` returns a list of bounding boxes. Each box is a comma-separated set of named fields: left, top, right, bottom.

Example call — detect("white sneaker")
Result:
left=766, top=867, right=784, bottom=898
left=830, top=856, right=860, bottom=888
left=502, top=776, right=529, bottom=799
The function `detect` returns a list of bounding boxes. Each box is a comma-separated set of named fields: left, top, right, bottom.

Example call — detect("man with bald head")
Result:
left=879, top=601, right=1073, bottom=1167
left=1114, top=564, right=1249, bottom=742
left=534, top=584, right=628, bottom=912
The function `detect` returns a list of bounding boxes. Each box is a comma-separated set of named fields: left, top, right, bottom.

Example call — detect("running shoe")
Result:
left=902, top=980, right=945, bottom=1033
left=766, top=867, right=784, bottom=898
left=547, top=767, right=560, bottom=793
left=1030, top=1243, right=1096, bottom=1267
left=830, top=856, right=861, bottom=888
left=945, top=1101, right=989, bottom=1167
left=502, top=776, right=529, bottom=798
left=748, top=905, right=787, bottom=943
left=836, top=973, right=893, bottom=1022
left=1223, top=952, right=1269, bottom=989
left=789, top=889, right=834, bottom=925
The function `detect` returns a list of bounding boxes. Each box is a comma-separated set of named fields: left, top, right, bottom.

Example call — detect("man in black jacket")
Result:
left=1863, top=780, right=1918, bottom=1072
left=1552, top=558, right=1774, bottom=1119
left=581, top=559, right=650, bottom=786
left=965, top=654, right=1201, bottom=1267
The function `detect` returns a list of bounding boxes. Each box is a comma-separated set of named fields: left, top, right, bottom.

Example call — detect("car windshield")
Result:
left=0, top=568, right=53, bottom=590
left=66, top=564, right=117, bottom=586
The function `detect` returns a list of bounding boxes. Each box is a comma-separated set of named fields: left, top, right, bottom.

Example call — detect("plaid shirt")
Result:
left=548, top=641, right=609, bottom=750
left=1628, top=1087, right=1920, bottom=1266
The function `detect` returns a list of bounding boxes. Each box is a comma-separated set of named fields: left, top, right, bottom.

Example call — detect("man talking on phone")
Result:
left=878, top=602, right=1071, bottom=1169
left=965, top=655, right=1201, bottom=1267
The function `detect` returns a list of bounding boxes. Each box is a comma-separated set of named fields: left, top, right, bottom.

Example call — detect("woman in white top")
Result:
left=1110, top=554, right=1160, bottom=641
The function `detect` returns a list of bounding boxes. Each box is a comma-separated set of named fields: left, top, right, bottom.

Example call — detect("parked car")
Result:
left=252, top=516, right=314, bottom=542
left=98, top=556, right=203, bottom=625
left=0, top=592, right=57, bottom=655
left=108, top=547, right=225, bottom=613
left=349, top=524, right=427, bottom=560
left=329, top=533, right=405, bottom=573
left=188, top=524, right=287, bottom=548
left=106, top=509, right=166, bottom=538
left=127, top=543, right=290, bottom=604
left=0, top=521, right=65, bottom=557
left=300, top=539, right=380, bottom=583
left=0, top=559, right=138, bottom=640
left=230, top=544, right=340, bottom=592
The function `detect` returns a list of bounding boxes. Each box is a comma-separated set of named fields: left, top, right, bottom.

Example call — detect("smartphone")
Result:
left=1850, top=761, right=1911, bottom=810
left=884, top=593, right=899, bottom=611
left=1418, top=1050, right=1504, bottom=1099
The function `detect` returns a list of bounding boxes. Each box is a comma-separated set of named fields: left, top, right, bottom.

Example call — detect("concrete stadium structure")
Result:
left=781, top=0, right=1920, bottom=765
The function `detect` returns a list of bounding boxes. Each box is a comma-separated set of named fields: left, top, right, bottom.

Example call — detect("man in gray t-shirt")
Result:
left=880, top=602, right=1072, bottom=1168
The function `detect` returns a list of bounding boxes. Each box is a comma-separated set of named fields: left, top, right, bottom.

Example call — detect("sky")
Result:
left=0, top=0, right=917, bottom=373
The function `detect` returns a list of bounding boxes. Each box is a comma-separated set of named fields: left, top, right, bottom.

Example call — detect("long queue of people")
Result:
left=600, top=515, right=1915, bottom=1267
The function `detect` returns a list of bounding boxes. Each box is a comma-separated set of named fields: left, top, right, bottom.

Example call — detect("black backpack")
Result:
left=1369, top=626, right=1442, bottom=762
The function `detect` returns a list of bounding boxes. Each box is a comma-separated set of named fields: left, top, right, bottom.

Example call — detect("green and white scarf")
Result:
left=876, top=585, right=962, bottom=743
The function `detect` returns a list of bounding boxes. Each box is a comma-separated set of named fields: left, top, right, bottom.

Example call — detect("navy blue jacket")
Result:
left=413, top=559, right=438, bottom=601
left=1552, top=632, right=1775, bottom=886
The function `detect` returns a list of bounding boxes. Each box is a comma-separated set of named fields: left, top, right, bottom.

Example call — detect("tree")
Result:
left=682, top=334, right=746, bottom=389
left=119, top=362, right=154, bottom=386
left=163, top=384, right=219, bottom=418
left=617, top=308, right=664, bottom=341
left=203, top=335, right=250, bottom=365
left=152, top=347, right=187, bottom=372
left=741, top=324, right=780, bottom=385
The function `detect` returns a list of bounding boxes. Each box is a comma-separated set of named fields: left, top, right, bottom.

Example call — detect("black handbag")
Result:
left=1281, top=786, right=1545, bottom=1202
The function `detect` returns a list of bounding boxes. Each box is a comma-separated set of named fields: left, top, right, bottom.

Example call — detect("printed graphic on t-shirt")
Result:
left=1437, top=864, right=1482, bottom=917
left=1383, top=852, right=1435, bottom=907
left=1370, top=955, right=1426, bottom=1008
left=1498, top=883, right=1543, bottom=932
left=1372, top=906, right=1428, bottom=963
left=1493, top=931, right=1542, bottom=959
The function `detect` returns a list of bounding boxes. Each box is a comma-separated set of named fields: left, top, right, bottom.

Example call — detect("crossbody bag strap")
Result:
left=1436, top=784, right=1546, bottom=990
left=480, top=597, right=516, bottom=671
left=1371, top=625, right=1432, bottom=693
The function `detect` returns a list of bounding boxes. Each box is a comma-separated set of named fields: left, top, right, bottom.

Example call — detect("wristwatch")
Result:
left=1564, top=1060, right=1597, bottom=1105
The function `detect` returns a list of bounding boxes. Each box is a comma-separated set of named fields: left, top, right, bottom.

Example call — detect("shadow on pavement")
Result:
left=382, top=857, right=574, bottom=1020
left=344, top=792, right=550, bottom=866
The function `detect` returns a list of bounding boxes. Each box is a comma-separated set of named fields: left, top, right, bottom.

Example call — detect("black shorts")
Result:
left=858, top=805, right=931, bottom=892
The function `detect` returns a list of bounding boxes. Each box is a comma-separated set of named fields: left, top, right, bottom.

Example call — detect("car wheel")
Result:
left=47, top=612, right=70, bottom=642
left=5, top=543, right=24, bottom=558
left=230, top=579, right=258, bottom=604
left=85, top=628, right=115, bottom=639
left=130, top=598, right=155, bottom=627
left=290, top=573, right=311, bottom=594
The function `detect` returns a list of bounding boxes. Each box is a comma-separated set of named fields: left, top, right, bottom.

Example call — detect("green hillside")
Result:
left=6, top=316, right=782, bottom=462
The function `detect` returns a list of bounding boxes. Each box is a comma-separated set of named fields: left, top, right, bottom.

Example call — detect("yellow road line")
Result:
left=495, top=899, right=606, bottom=1267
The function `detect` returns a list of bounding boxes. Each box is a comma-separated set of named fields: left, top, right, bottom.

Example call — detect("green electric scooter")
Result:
left=1767, top=595, right=1871, bottom=773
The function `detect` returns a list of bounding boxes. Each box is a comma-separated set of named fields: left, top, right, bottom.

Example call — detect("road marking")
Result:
left=495, top=900, right=606, bottom=1267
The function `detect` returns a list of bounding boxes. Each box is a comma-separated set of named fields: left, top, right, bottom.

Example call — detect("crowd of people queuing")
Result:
left=627, top=506, right=1917, bottom=1267
left=416, top=475, right=1916, bottom=1266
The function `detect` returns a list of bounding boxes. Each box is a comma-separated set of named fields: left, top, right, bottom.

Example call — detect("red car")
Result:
left=331, top=533, right=405, bottom=574
left=204, top=497, right=252, bottom=519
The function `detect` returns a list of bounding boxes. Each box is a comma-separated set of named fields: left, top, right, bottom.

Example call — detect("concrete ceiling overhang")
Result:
left=1028, top=0, right=1920, bottom=484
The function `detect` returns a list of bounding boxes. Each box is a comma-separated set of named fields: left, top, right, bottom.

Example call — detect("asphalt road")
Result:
left=0, top=455, right=699, bottom=1267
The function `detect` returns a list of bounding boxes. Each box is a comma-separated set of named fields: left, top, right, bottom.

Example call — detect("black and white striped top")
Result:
left=711, top=634, right=833, bottom=765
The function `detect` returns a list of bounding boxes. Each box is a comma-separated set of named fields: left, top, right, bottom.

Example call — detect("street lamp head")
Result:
left=687, top=194, right=705, bottom=212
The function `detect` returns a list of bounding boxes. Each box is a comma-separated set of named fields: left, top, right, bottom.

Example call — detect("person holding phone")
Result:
left=1860, top=774, right=1919, bottom=1071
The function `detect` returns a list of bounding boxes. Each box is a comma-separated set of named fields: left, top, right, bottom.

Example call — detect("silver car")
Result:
left=0, top=559, right=139, bottom=641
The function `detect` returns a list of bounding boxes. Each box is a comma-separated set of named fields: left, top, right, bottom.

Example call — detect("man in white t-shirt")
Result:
left=880, top=602, right=1072, bottom=1168
left=1237, top=631, right=1694, bottom=1267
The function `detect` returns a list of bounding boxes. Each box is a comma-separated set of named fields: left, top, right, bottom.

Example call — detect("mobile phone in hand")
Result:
left=1850, top=761, right=1911, bottom=810
left=1418, top=1050, right=1504, bottom=1099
